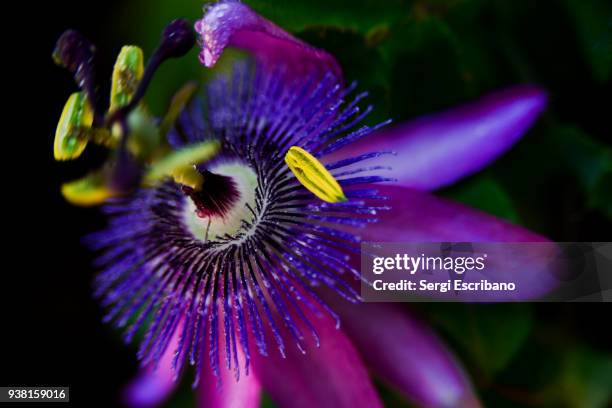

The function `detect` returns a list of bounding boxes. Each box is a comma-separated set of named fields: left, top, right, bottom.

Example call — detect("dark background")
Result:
left=4, top=0, right=136, bottom=406
left=4, top=0, right=612, bottom=407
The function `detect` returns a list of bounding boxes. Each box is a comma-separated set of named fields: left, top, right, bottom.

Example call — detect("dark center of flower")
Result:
left=181, top=170, right=240, bottom=219
left=181, top=161, right=258, bottom=242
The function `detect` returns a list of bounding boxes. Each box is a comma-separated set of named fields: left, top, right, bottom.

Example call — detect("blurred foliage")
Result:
left=443, top=175, right=521, bottom=223
left=423, top=304, right=533, bottom=378
left=553, top=125, right=612, bottom=219
left=486, top=332, right=612, bottom=408
left=564, top=0, right=612, bottom=83
left=105, top=0, right=611, bottom=406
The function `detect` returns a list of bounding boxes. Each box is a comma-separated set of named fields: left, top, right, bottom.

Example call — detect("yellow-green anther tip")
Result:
left=61, top=172, right=115, bottom=206
left=54, top=92, right=93, bottom=161
left=169, top=167, right=205, bottom=191
left=144, top=140, right=221, bottom=188
left=285, top=146, right=347, bottom=203
left=110, top=46, right=144, bottom=111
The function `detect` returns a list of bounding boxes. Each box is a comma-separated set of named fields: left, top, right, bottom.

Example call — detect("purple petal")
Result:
left=330, top=300, right=480, bottom=408
left=364, top=185, right=548, bottom=242
left=195, top=1, right=342, bottom=81
left=350, top=185, right=559, bottom=300
left=197, top=346, right=261, bottom=408
left=326, top=85, right=547, bottom=190
left=251, top=314, right=383, bottom=408
left=122, top=327, right=181, bottom=408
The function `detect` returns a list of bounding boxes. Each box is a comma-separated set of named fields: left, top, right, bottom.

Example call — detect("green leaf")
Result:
left=563, top=0, right=612, bottom=82
left=243, top=0, right=410, bottom=34
left=492, top=341, right=612, bottom=408
left=443, top=175, right=521, bottom=223
left=381, top=16, right=472, bottom=118
left=559, top=348, right=612, bottom=408
left=553, top=124, right=612, bottom=218
left=423, top=304, right=533, bottom=379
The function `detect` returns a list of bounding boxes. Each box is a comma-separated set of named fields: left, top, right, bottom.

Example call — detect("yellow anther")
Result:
left=54, top=92, right=93, bottom=161
left=144, top=140, right=221, bottom=190
left=109, top=47, right=160, bottom=156
left=110, top=46, right=144, bottom=112
left=285, top=146, right=347, bottom=203
left=61, top=171, right=116, bottom=206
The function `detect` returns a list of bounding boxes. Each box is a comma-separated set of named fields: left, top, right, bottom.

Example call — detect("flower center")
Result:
left=182, top=161, right=258, bottom=242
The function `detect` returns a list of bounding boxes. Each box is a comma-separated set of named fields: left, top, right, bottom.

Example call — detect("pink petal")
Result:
left=365, top=185, right=548, bottom=242
left=327, top=85, right=547, bottom=190
left=322, top=186, right=556, bottom=404
left=330, top=300, right=481, bottom=408
left=349, top=185, right=558, bottom=300
left=122, top=328, right=182, bottom=408
left=251, top=313, right=383, bottom=408
left=195, top=1, right=342, bottom=81
left=197, top=342, right=261, bottom=408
